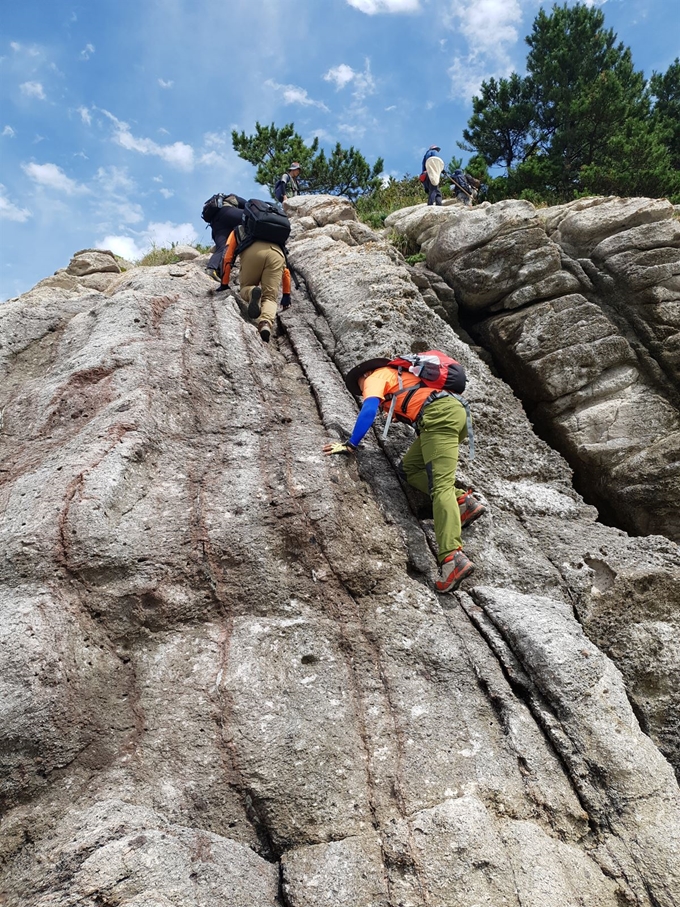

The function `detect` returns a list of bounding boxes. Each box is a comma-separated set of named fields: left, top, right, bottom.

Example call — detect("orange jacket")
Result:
left=362, top=366, right=435, bottom=424
left=221, top=230, right=291, bottom=293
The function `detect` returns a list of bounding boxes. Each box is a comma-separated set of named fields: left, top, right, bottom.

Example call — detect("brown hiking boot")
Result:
left=458, top=490, right=486, bottom=529
left=435, top=549, right=474, bottom=593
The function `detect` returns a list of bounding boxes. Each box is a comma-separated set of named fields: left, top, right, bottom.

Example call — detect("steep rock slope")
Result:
left=0, top=206, right=679, bottom=906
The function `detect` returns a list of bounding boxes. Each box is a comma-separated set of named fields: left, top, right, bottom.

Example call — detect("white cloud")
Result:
left=0, top=185, right=31, bottom=222
left=203, top=132, right=228, bottom=148
left=346, top=0, right=421, bottom=12
left=158, top=79, right=174, bottom=89
left=98, top=235, right=143, bottom=261
left=338, top=122, right=367, bottom=139
left=307, top=128, right=334, bottom=144
left=264, top=80, right=329, bottom=111
left=98, top=221, right=198, bottom=261
left=2, top=126, right=16, bottom=137
left=325, top=64, right=356, bottom=90
left=385, top=105, right=397, bottom=111
left=80, top=43, right=95, bottom=60
left=159, top=188, right=174, bottom=198
left=20, top=81, right=46, bottom=100
left=10, top=42, right=21, bottom=51
left=324, top=60, right=376, bottom=100
left=78, top=106, right=92, bottom=125
left=95, top=165, right=135, bottom=192
left=102, top=109, right=195, bottom=170
left=198, top=150, right=227, bottom=167
left=22, top=162, right=86, bottom=194
left=443, top=0, right=524, bottom=95
left=448, top=0, right=522, bottom=56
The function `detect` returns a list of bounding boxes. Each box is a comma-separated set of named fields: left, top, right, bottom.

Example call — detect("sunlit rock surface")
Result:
left=1, top=196, right=679, bottom=906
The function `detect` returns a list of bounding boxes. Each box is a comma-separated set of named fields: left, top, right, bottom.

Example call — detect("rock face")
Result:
left=1, top=197, right=680, bottom=906
left=387, top=196, right=680, bottom=542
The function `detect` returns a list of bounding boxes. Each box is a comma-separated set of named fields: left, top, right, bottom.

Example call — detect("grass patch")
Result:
left=356, top=175, right=426, bottom=228
left=137, top=244, right=182, bottom=267
left=405, top=252, right=427, bottom=265
left=387, top=230, right=421, bottom=259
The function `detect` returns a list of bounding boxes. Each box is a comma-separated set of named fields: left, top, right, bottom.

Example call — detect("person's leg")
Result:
left=207, top=230, right=229, bottom=272
left=423, top=177, right=433, bottom=205
left=238, top=245, right=265, bottom=305
left=402, top=435, right=429, bottom=495
left=418, top=399, right=467, bottom=562
left=258, top=247, right=285, bottom=329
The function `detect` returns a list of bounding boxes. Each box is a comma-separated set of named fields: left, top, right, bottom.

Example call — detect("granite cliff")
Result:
left=1, top=195, right=679, bottom=906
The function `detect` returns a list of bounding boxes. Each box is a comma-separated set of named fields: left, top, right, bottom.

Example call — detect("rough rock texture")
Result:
left=388, top=196, right=680, bottom=542
left=1, top=197, right=679, bottom=906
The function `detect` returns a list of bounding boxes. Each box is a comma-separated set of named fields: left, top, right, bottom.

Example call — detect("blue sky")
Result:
left=1, top=0, right=677, bottom=301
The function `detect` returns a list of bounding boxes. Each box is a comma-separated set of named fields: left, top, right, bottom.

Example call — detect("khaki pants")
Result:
left=238, top=241, right=285, bottom=328
left=402, top=396, right=469, bottom=562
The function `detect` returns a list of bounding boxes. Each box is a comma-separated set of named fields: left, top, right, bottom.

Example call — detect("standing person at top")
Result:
left=323, top=355, right=485, bottom=593
left=420, top=145, right=448, bottom=206
left=218, top=220, right=291, bottom=344
left=202, top=193, right=246, bottom=282
left=274, top=163, right=302, bottom=204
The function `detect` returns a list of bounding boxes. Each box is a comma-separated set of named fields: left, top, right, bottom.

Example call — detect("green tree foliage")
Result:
left=461, top=74, right=538, bottom=172
left=232, top=122, right=384, bottom=201
left=461, top=3, right=680, bottom=203
left=650, top=58, right=680, bottom=169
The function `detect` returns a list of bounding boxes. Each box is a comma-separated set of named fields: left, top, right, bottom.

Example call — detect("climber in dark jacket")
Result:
left=206, top=194, right=246, bottom=280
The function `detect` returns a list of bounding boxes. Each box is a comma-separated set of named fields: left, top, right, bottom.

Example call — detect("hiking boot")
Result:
left=247, top=287, right=262, bottom=319
left=258, top=322, right=271, bottom=344
left=458, top=490, right=486, bottom=529
left=435, top=549, right=474, bottom=593
left=206, top=268, right=220, bottom=282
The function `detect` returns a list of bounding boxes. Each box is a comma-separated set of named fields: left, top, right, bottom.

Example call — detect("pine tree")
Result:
left=232, top=122, right=383, bottom=201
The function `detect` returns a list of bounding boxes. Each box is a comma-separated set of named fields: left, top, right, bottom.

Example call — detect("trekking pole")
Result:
left=446, top=176, right=473, bottom=200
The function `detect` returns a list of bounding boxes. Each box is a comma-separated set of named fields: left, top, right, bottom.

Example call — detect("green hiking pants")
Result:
left=401, top=395, right=469, bottom=563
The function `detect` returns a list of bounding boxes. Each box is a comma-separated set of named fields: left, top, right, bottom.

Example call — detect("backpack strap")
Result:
left=381, top=368, right=404, bottom=440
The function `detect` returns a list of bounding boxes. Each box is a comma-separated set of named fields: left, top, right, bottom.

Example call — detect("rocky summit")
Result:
left=1, top=195, right=679, bottom=906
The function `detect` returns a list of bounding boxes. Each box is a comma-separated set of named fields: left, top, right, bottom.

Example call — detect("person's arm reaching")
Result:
left=218, top=231, right=238, bottom=290
left=281, top=268, right=292, bottom=308
left=323, top=397, right=380, bottom=455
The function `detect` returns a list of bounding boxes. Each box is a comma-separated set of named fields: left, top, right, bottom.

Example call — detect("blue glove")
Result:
left=281, top=293, right=291, bottom=309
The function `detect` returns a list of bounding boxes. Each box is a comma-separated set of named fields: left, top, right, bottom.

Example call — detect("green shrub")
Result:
left=356, top=175, right=425, bottom=227
left=137, top=244, right=182, bottom=267
left=387, top=230, right=421, bottom=259
left=405, top=252, right=427, bottom=265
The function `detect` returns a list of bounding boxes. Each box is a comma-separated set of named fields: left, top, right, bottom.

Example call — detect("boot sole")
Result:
left=247, top=288, right=262, bottom=319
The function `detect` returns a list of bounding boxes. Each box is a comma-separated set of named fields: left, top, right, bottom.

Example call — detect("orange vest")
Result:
left=364, top=366, right=434, bottom=424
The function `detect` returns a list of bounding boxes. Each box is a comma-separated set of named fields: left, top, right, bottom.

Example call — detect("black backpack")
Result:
left=201, top=193, right=241, bottom=224
left=240, top=199, right=291, bottom=249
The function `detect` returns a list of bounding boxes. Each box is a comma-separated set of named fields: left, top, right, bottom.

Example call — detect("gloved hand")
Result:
left=281, top=293, right=291, bottom=309
left=322, top=441, right=356, bottom=456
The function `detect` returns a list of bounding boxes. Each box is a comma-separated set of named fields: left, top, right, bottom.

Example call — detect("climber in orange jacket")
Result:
left=220, top=226, right=292, bottom=344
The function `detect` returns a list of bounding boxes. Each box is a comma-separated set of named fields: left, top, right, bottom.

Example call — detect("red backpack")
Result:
left=386, top=350, right=466, bottom=394
left=382, top=351, right=474, bottom=457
